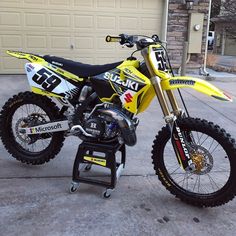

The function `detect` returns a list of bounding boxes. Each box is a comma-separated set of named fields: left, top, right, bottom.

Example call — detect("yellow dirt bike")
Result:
left=0, top=34, right=235, bottom=207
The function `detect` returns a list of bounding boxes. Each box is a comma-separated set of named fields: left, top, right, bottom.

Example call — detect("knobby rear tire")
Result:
left=151, top=117, right=236, bottom=207
left=0, top=91, right=65, bottom=165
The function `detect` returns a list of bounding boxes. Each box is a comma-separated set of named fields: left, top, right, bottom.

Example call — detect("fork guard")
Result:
left=161, top=76, right=233, bottom=102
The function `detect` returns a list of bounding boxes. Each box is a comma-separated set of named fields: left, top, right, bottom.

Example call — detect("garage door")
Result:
left=0, top=0, right=164, bottom=74
left=225, top=37, right=236, bottom=56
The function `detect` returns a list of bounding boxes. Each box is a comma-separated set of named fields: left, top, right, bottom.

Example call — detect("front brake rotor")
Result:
left=190, top=145, right=214, bottom=175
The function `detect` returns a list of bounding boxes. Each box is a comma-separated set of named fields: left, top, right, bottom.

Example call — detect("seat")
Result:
left=43, top=55, right=122, bottom=77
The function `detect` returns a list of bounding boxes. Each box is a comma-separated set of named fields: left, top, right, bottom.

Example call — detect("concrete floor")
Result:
left=0, top=75, right=236, bottom=236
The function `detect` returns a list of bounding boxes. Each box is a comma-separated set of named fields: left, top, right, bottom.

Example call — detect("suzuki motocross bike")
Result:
left=0, top=34, right=236, bottom=207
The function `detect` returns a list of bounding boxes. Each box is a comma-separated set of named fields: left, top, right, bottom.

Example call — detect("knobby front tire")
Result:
left=151, top=117, right=236, bottom=207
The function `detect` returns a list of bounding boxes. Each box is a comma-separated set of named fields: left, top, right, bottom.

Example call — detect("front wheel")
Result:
left=151, top=117, right=236, bottom=207
left=0, top=91, right=65, bottom=165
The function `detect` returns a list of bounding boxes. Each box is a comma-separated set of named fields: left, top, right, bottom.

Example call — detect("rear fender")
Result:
left=6, top=50, right=83, bottom=83
left=6, top=50, right=45, bottom=63
left=161, top=76, right=232, bottom=102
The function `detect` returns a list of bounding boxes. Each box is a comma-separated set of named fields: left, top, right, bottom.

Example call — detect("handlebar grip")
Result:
left=105, top=35, right=122, bottom=43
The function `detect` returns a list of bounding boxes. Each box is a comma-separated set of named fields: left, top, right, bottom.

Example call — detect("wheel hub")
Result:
left=190, top=145, right=213, bottom=175
left=191, top=153, right=205, bottom=172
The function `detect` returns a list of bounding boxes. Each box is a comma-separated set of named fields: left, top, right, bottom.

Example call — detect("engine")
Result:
left=83, top=116, right=117, bottom=139
left=84, top=118, right=105, bottom=137
left=69, top=86, right=138, bottom=146
left=69, top=105, right=137, bottom=146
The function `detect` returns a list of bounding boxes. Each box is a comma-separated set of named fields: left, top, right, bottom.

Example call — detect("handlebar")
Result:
left=105, top=35, right=122, bottom=43
left=105, top=34, right=162, bottom=49
left=106, top=34, right=136, bottom=47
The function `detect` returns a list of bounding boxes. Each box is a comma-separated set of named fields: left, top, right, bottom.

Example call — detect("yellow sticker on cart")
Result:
left=84, top=156, right=106, bottom=167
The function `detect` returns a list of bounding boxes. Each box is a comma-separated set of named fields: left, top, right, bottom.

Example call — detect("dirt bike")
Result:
left=0, top=34, right=235, bottom=207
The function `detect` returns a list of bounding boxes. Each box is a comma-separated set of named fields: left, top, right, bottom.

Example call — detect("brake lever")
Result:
left=126, top=35, right=136, bottom=48
left=119, top=34, right=128, bottom=45
left=126, top=42, right=134, bottom=48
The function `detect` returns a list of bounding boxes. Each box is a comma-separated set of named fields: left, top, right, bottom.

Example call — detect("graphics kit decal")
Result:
left=26, top=64, right=35, bottom=72
left=154, top=49, right=168, bottom=72
left=84, top=156, right=107, bottom=167
left=123, top=68, right=146, bottom=83
left=172, top=125, right=193, bottom=169
left=30, top=123, right=62, bottom=134
left=31, top=86, right=64, bottom=98
left=21, top=120, right=69, bottom=135
left=104, top=71, right=140, bottom=91
left=32, top=68, right=62, bottom=92
left=103, top=68, right=146, bottom=93
left=120, top=90, right=136, bottom=104
left=52, top=61, right=63, bottom=67
left=124, top=93, right=133, bottom=103
left=169, top=79, right=196, bottom=86
left=25, top=63, right=78, bottom=97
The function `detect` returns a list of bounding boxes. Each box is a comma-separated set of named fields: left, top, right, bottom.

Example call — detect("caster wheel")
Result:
left=103, top=191, right=111, bottom=198
left=103, top=189, right=113, bottom=198
left=69, top=183, right=79, bottom=193
left=84, top=164, right=92, bottom=172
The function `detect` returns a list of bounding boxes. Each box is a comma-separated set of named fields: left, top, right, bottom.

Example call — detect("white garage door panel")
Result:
left=0, top=0, right=164, bottom=74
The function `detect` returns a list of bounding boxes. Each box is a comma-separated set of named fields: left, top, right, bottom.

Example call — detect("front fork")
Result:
left=150, top=76, right=195, bottom=171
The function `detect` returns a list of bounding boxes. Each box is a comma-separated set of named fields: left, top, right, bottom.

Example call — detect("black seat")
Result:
left=43, top=55, right=122, bottom=77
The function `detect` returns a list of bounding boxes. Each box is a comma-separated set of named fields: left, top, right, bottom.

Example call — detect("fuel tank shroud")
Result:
left=90, top=61, right=155, bottom=114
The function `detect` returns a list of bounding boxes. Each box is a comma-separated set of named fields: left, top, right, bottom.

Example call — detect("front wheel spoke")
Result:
left=198, top=175, right=201, bottom=193
left=176, top=172, right=194, bottom=185
left=195, top=131, right=200, bottom=143
left=208, top=172, right=228, bottom=185
left=211, top=166, right=229, bottom=172
left=182, top=172, right=188, bottom=188
left=208, top=138, right=215, bottom=152
left=169, top=166, right=181, bottom=175
left=210, top=143, right=220, bottom=155
left=193, top=175, right=200, bottom=192
left=199, top=134, right=210, bottom=147
left=196, top=132, right=204, bottom=144
left=206, top=173, right=220, bottom=191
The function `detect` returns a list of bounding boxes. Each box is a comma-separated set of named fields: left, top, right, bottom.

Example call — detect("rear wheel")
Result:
left=0, top=91, right=65, bottom=165
left=151, top=118, right=236, bottom=207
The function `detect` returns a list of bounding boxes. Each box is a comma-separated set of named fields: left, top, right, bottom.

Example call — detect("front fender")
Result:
left=161, top=76, right=232, bottom=102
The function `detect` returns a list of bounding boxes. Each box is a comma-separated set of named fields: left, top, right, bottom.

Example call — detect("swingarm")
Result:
left=19, top=120, right=69, bottom=135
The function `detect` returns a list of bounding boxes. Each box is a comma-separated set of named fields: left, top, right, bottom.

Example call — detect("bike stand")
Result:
left=69, top=140, right=126, bottom=198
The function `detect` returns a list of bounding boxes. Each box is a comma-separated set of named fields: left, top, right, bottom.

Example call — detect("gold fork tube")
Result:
left=150, top=76, right=171, bottom=117
left=166, top=90, right=181, bottom=116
